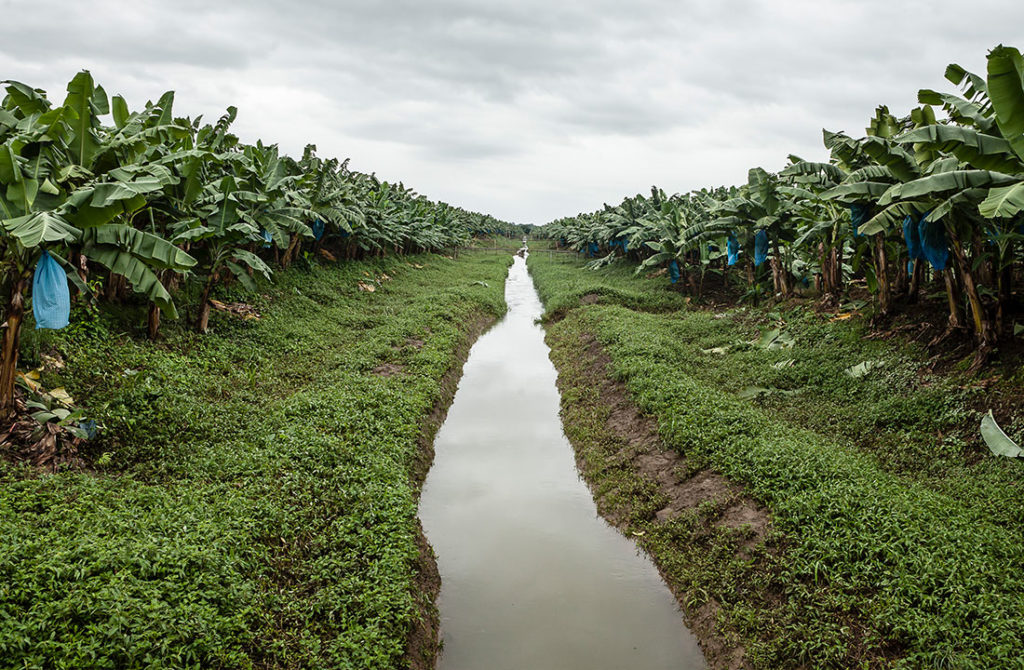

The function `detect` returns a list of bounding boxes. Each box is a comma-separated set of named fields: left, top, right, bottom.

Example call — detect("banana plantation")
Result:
left=0, top=72, right=519, bottom=418
left=543, top=45, right=1024, bottom=369
left=3, top=37, right=1024, bottom=670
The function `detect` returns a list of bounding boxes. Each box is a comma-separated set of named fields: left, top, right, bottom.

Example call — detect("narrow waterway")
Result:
left=419, top=255, right=705, bottom=670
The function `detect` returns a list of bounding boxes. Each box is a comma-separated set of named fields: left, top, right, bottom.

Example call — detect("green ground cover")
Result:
left=529, top=252, right=1024, bottom=669
left=0, top=252, right=509, bottom=669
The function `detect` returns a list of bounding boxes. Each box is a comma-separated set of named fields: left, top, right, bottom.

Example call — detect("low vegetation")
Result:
left=0, top=252, right=509, bottom=668
left=530, top=251, right=1024, bottom=668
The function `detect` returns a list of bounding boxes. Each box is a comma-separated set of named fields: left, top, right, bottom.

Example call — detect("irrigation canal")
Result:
left=419, top=255, right=705, bottom=669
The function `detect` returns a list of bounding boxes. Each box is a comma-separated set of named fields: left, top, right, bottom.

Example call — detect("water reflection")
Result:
left=419, top=255, right=705, bottom=670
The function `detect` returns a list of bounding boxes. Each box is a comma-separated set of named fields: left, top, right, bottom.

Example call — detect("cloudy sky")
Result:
left=1, top=1, right=1022, bottom=223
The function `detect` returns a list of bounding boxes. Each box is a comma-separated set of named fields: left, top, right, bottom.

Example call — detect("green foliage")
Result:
left=0, top=253, right=509, bottom=668
left=531, top=251, right=1024, bottom=668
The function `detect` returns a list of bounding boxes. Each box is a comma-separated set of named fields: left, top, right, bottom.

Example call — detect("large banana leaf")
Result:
left=987, top=46, right=1024, bottom=162
left=230, top=248, right=272, bottom=281
left=63, top=71, right=104, bottom=168
left=979, top=182, right=1024, bottom=219
left=85, top=224, right=196, bottom=270
left=917, top=89, right=996, bottom=132
left=898, top=124, right=1024, bottom=173
left=844, top=165, right=894, bottom=182
left=821, top=181, right=890, bottom=203
left=859, top=201, right=927, bottom=236
left=84, top=246, right=178, bottom=318
left=1, top=210, right=80, bottom=246
left=879, top=170, right=1018, bottom=205
left=780, top=161, right=845, bottom=184
left=925, top=188, right=986, bottom=223
left=860, top=137, right=920, bottom=182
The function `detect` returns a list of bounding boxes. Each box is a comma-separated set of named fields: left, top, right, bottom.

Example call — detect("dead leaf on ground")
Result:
left=209, top=299, right=261, bottom=320
left=357, top=281, right=376, bottom=292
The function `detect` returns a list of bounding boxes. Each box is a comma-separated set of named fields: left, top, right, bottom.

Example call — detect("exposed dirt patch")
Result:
left=555, top=332, right=775, bottom=670
left=393, top=336, right=426, bottom=351
left=580, top=293, right=601, bottom=305
left=404, top=313, right=497, bottom=670
left=373, top=362, right=405, bottom=377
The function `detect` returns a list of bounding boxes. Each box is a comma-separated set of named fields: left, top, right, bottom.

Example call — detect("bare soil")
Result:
left=555, top=333, right=775, bottom=670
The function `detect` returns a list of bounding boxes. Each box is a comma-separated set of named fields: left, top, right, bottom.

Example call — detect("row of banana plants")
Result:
left=541, top=45, right=1024, bottom=368
left=0, top=71, right=514, bottom=418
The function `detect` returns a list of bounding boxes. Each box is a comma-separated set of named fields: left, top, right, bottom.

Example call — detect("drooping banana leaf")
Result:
left=861, top=137, right=921, bottom=182
left=979, top=182, right=1024, bottom=219
left=859, top=201, right=928, bottom=236
left=230, top=248, right=272, bottom=281
left=1, top=210, right=80, bottom=246
left=821, top=181, right=891, bottom=203
left=879, top=170, right=1018, bottom=205
left=981, top=410, right=1023, bottom=458
left=897, top=124, right=1024, bottom=173
left=917, top=89, right=996, bottom=132
left=987, top=45, right=1024, bottom=162
left=84, top=245, right=178, bottom=318
left=85, top=224, right=196, bottom=270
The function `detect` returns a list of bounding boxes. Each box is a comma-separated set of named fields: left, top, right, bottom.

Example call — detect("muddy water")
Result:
left=419, top=256, right=705, bottom=670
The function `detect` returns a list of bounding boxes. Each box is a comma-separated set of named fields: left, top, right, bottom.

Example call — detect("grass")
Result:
left=528, top=252, right=1024, bottom=669
left=0, top=252, right=510, bottom=669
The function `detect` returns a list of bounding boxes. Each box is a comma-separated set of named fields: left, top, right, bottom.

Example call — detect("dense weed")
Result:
left=530, top=252, right=1024, bottom=669
left=0, top=253, right=509, bottom=668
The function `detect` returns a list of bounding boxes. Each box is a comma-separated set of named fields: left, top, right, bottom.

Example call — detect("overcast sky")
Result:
left=2, top=1, right=1022, bottom=223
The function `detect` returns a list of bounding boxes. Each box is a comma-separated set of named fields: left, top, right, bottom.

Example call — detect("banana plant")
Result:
left=1, top=73, right=196, bottom=416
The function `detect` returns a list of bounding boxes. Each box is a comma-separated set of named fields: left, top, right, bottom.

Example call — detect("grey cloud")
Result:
left=3, top=0, right=1024, bottom=222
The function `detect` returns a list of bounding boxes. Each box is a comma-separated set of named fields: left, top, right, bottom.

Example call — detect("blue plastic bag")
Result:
left=903, top=214, right=923, bottom=261
left=33, top=250, right=70, bottom=330
left=669, top=259, right=680, bottom=284
left=261, top=229, right=273, bottom=249
left=588, top=242, right=599, bottom=257
left=727, top=234, right=739, bottom=266
left=918, top=216, right=949, bottom=271
left=754, top=230, right=768, bottom=267
left=311, top=220, right=325, bottom=241
left=850, top=204, right=870, bottom=238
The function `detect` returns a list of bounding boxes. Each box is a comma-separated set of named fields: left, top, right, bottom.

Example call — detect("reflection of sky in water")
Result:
left=419, top=256, right=705, bottom=670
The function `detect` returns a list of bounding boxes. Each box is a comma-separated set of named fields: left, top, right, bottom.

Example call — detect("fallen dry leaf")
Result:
left=210, top=299, right=261, bottom=320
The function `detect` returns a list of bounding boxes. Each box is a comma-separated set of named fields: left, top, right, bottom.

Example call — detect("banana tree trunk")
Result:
left=818, top=242, right=830, bottom=295
left=873, top=234, right=892, bottom=315
left=147, top=303, right=161, bottom=341
left=949, top=235, right=993, bottom=349
left=0, top=276, right=28, bottom=419
left=943, top=268, right=964, bottom=329
left=997, top=244, right=1013, bottom=338
left=197, top=275, right=215, bottom=334
left=907, top=260, right=923, bottom=304
left=281, top=235, right=301, bottom=269
left=832, top=236, right=844, bottom=296
left=894, top=253, right=908, bottom=297
left=104, top=273, right=127, bottom=303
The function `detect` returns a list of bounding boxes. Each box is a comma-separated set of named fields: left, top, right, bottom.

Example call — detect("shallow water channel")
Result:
left=419, top=255, right=705, bottom=669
